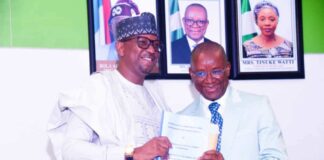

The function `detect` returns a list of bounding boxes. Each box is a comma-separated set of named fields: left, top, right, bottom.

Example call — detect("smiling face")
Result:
left=117, top=34, right=160, bottom=84
left=256, top=8, right=278, bottom=37
left=182, top=5, right=209, bottom=42
left=189, top=42, right=230, bottom=101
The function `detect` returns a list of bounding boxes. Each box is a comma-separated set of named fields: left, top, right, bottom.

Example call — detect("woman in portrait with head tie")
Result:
left=243, top=1, right=293, bottom=58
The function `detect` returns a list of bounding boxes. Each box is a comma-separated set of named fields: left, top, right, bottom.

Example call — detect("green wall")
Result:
left=0, top=0, right=323, bottom=52
left=0, top=0, right=88, bottom=48
left=302, top=0, right=324, bottom=53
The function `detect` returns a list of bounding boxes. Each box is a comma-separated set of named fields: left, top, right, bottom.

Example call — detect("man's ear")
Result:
left=189, top=67, right=194, bottom=77
left=116, top=41, right=125, bottom=57
left=225, top=62, right=231, bottom=76
left=182, top=17, right=186, bottom=26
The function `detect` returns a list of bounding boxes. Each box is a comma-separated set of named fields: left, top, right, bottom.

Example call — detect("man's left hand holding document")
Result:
left=159, top=111, right=223, bottom=160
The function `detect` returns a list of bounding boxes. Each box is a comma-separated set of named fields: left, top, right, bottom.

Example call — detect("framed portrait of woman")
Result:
left=230, top=0, right=304, bottom=79
left=163, top=0, right=229, bottom=79
left=87, top=0, right=163, bottom=79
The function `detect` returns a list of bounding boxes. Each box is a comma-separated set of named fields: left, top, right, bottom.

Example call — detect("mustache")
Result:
left=141, top=51, right=159, bottom=61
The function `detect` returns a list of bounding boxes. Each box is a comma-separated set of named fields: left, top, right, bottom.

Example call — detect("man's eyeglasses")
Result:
left=184, top=18, right=208, bottom=27
left=121, top=36, right=163, bottom=52
left=192, top=68, right=226, bottom=79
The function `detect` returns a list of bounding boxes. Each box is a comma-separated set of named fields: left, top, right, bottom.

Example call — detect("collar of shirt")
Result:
left=115, top=70, right=144, bottom=89
left=186, top=36, right=204, bottom=51
left=199, top=88, right=229, bottom=120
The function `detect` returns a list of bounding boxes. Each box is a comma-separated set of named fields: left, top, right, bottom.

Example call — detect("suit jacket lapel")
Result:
left=184, top=36, right=191, bottom=59
left=184, top=98, right=205, bottom=117
left=221, top=87, right=245, bottom=155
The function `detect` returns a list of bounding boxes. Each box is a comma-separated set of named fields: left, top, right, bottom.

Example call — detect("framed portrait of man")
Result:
left=163, top=0, right=228, bottom=78
left=87, top=0, right=163, bottom=78
left=230, top=0, right=304, bottom=79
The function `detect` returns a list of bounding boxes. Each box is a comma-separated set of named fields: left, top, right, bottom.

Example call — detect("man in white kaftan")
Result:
left=48, top=12, right=172, bottom=160
left=48, top=70, right=169, bottom=159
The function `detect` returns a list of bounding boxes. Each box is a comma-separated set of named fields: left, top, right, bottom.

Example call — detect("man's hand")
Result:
left=198, top=150, right=224, bottom=160
left=133, top=136, right=172, bottom=160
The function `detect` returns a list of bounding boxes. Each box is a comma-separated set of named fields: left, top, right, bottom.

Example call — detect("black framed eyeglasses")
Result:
left=184, top=18, right=208, bottom=27
left=121, top=36, right=163, bottom=52
left=192, top=67, right=226, bottom=79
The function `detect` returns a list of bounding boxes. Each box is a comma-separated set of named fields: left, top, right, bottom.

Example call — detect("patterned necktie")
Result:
left=208, top=102, right=223, bottom=152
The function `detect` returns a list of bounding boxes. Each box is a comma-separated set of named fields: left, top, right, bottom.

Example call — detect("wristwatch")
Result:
left=124, top=146, right=134, bottom=160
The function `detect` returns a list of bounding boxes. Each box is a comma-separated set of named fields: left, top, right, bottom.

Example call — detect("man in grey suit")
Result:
left=179, top=41, right=288, bottom=159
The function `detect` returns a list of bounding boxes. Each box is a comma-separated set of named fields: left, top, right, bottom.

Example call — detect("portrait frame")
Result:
left=87, top=0, right=164, bottom=79
left=162, top=0, right=230, bottom=79
left=229, top=0, right=304, bottom=79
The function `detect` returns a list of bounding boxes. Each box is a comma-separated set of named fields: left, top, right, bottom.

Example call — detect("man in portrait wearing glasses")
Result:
left=47, top=12, right=172, bottom=160
left=179, top=41, right=288, bottom=159
left=171, top=3, right=212, bottom=64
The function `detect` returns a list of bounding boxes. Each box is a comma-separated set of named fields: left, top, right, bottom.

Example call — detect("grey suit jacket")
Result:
left=179, top=87, right=288, bottom=160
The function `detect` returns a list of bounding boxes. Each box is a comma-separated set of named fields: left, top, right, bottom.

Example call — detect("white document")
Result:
left=160, top=111, right=219, bottom=160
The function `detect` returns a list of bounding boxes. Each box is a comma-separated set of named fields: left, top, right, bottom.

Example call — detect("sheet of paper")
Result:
left=160, top=111, right=219, bottom=160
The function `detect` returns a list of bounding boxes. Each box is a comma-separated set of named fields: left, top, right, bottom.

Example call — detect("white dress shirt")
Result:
left=199, top=89, right=229, bottom=120
left=186, top=36, right=204, bottom=51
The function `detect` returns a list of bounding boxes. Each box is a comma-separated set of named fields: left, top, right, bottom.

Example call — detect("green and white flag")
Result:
left=170, top=0, right=184, bottom=42
left=241, top=0, right=257, bottom=43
